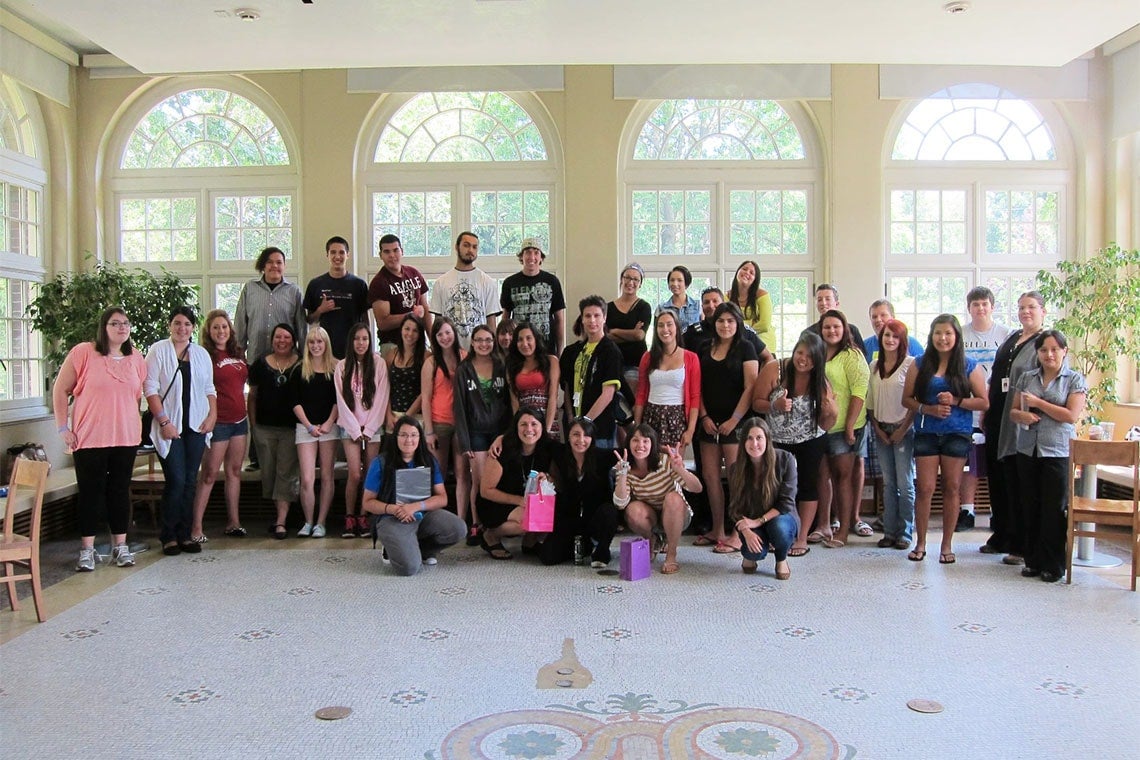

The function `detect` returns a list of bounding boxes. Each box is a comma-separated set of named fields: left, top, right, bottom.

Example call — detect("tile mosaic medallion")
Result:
left=430, top=692, right=851, bottom=759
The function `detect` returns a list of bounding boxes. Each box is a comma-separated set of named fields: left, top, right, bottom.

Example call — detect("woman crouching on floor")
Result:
left=613, top=423, right=703, bottom=575
left=362, top=416, right=466, bottom=575
left=729, top=417, right=800, bottom=580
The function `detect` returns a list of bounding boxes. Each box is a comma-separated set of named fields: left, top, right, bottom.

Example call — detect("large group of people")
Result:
left=53, top=233, right=1087, bottom=583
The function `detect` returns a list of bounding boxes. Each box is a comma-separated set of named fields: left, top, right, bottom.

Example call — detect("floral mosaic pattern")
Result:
left=826, top=686, right=872, bottom=703
left=780, top=625, right=818, bottom=639
left=135, top=586, right=168, bottom=595
left=417, top=628, right=453, bottom=641
left=955, top=622, right=993, bottom=635
left=60, top=628, right=102, bottom=641
left=900, top=580, right=929, bottom=590
left=497, top=729, right=565, bottom=758
left=597, top=627, right=636, bottom=641
left=285, top=587, right=318, bottom=596
left=594, top=584, right=623, bottom=595
left=748, top=583, right=777, bottom=593
left=389, top=688, right=429, bottom=706
left=1038, top=679, right=1087, bottom=698
left=168, top=687, right=221, bottom=706
left=235, top=628, right=281, bottom=641
left=188, top=554, right=220, bottom=563
left=548, top=692, right=715, bottom=718
left=714, top=726, right=781, bottom=756
left=323, top=555, right=347, bottom=564
left=436, top=586, right=469, bottom=596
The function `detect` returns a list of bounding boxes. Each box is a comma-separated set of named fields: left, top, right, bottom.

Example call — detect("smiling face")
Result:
left=352, top=327, right=371, bottom=358
left=307, top=332, right=327, bottom=359
left=401, top=319, right=420, bottom=348
left=742, top=424, right=768, bottom=460
left=262, top=251, right=285, bottom=284
left=271, top=327, right=295, bottom=356
left=715, top=313, right=738, bottom=341
left=668, top=270, right=687, bottom=297
left=470, top=328, right=495, bottom=356
left=815, top=288, right=838, bottom=315
left=517, top=413, right=544, bottom=449
left=520, top=248, right=543, bottom=276
left=656, top=313, right=678, bottom=346
left=326, top=242, right=348, bottom=276
left=931, top=321, right=958, bottom=354
left=880, top=326, right=901, bottom=356
left=208, top=316, right=230, bottom=349
left=395, top=422, right=420, bottom=460
left=169, top=313, right=195, bottom=344
left=104, top=311, right=131, bottom=347
left=380, top=239, right=403, bottom=273
left=568, top=423, right=592, bottom=455
left=1017, top=295, right=1045, bottom=332
left=792, top=344, right=814, bottom=373
left=581, top=305, right=606, bottom=341
left=869, top=304, right=893, bottom=335
left=628, top=432, right=653, bottom=463
left=620, top=268, right=642, bottom=296
left=1036, top=335, right=1067, bottom=371
left=435, top=322, right=455, bottom=350
left=820, top=316, right=845, bottom=346
left=735, top=262, right=756, bottom=289
left=968, top=298, right=993, bottom=328
left=701, top=291, right=723, bottom=319
left=515, top=327, right=536, bottom=357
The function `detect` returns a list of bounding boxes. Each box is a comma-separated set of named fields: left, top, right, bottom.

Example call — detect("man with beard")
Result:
left=429, top=231, right=500, bottom=350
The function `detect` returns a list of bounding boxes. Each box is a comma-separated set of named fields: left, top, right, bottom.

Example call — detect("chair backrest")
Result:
left=1070, top=439, right=1140, bottom=469
left=3, top=458, right=50, bottom=542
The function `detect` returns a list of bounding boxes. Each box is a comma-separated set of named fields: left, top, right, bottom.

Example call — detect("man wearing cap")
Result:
left=500, top=237, right=567, bottom=354
left=429, top=231, right=500, bottom=351
left=368, top=233, right=431, bottom=350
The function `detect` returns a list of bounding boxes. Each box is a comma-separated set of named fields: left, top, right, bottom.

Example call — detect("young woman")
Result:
left=866, top=319, right=917, bottom=551
left=633, top=310, right=701, bottom=450
left=507, top=322, right=561, bottom=438
left=728, top=260, right=775, bottom=349
left=53, top=307, right=148, bottom=571
left=696, top=302, right=759, bottom=552
left=1009, top=330, right=1086, bottom=583
left=190, top=309, right=248, bottom=542
left=983, top=291, right=1048, bottom=564
left=606, top=263, right=653, bottom=396
left=455, top=323, right=512, bottom=533
left=903, top=314, right=988, bottom=564
left=559, top=295, right=624, bottom=450
left=383, top=314, right=428, bottom=430
left=290, top=326, right=339, bottom=538
left=751, top=330, right=837, bottom=555
left=421, top=317, right=472, bottom=532
left=542, top=417, right=618, bottom=567
left=478, top=408, right=556, bottom=560
left=247, top=323, right=301, bottom=539
left=145, top=306, right=217, bottom=556
left=729, top=418, right=800, bottom=580
left=335, top=322, right=389, bottom=538
left=614, top=423, right=703, bottom=575
left=817, top=309, right=870, bottom=547
left=495, top=317, right=516, bottom=362
left=657, top=265, right=702, bottom=334
left=362, top=416, right=467, bottom=576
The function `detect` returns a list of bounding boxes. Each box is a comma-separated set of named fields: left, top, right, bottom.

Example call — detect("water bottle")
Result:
left=573, top=535, right=586, bottom=565
left=524, top=470, right=539, bottom=496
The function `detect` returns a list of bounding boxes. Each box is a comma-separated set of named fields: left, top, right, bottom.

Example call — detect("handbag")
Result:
left=140, top=344, right=189, bottom=448
left=521, top=491, right=555, bottom=532
left=613, top=377, right=635, bottom=426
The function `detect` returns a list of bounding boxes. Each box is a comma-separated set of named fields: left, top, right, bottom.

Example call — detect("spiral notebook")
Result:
left=396, top=466, right=433, bottom=504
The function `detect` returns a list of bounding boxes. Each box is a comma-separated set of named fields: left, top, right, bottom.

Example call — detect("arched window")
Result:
left=105, top=82, right=298, bottom=314
left=0, top=77, right=47, bottom=410
left=621, top=98, right=821, bottom=355
left=359, top=91, right=560, bottom=286
left=884, top=84, right=1071, bottom=332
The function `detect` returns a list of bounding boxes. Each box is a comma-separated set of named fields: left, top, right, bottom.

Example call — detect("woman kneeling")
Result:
left=614, top=423, right=703, bottom=575
left=729, top=418, right=800, bottom=580
left=362, top=416, right=466, bottom=575
left=478, top=408, right=556, bottom=560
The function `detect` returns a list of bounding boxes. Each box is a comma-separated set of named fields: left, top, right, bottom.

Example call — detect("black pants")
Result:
left=538, top=498, right=619, bottom=566
left=984, top=430, right=1019, bottom=553
left=73, top=446, right=137, bottom=537
left=1016, top=453, right=1069, bottom=574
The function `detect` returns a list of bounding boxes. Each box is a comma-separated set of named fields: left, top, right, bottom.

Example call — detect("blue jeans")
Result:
left=875, top=429, right=915, bottom=542
left=738, top=512, right=798, bottom=563
left=159, top=430, right=207, bottom=544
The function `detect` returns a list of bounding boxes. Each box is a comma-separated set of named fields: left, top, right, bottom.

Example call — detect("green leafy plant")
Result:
left=1037, top=243, right=1140, bottom=422
left=26, top=257, right=199, bottom=378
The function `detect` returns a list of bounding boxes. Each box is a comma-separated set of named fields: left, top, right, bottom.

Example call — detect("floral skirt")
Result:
left=643, top=403, right=687, bottom=449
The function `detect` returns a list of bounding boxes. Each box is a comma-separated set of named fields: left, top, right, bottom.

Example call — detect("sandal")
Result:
left=821, top=537, right=845, bottom=549
left=939, top=552, right=956, bottom=564
left=712, top=541, right=741, bottom=554
left=788, top=546, right=810, bottom=557
left=741, top=559, right=758, bottom=574
left=271, top=524, right=287, bottom=540
left=908, top=549, right=926, bottom=562
left=692, top=534, right=717, bottom=547
left=855, top=521, right=874, bottom=537
left=806, top=530, right=825, bottom=544
left=480, top=536, right=513, bottom=560
left=189, top=534, right=208, bottom=544
left=661, top=560, right=680, bottom=574
left=223, top=526, right=247, bottom=537
left=877, top=536, right=895, bottom=548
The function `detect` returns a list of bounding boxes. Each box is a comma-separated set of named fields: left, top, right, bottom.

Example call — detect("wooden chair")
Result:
left=1067, top=439, right=1140, bottom=591
left=1, top=458, right=51, bottom=622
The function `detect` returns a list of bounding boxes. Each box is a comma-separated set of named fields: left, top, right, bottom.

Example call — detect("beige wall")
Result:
left=3, top=62, right=1125, bottom=467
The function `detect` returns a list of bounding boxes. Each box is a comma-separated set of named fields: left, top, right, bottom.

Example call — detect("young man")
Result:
left=863, top=298, right=925, bottom=362
left=809, top=283, right=868, bottom=360
left=500, top=237, right=566, bottom=353
left=368, top=233, right=431, bottom=348
left=428, top=231, right=500, bottom=350
left=682, top=287, right=771, bottom=362
left=957, top=286, right=1011, bottom=530
left=303, top=236, right=369, bottom=359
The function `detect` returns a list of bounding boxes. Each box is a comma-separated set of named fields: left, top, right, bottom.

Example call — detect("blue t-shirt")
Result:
left=364, top=456, right=444, bottom=517
left=913, top=356, right=978, bottom=436
left=864, top=334, right=924, bottom=364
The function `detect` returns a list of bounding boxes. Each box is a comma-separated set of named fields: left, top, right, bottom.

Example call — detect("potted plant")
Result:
left=1036, top=243, right=1140, bottom=422
left=27, top=256, right=199, bottom=379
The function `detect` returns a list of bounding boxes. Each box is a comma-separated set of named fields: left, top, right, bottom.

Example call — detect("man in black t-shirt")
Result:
left=500, top=237, right=566, bottom=354
left=303, top=236, right=369, bottom=359
left=682, top=287, right=771, bottom=362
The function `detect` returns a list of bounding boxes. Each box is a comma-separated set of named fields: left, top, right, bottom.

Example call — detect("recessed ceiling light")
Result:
left=943, top=1, right=971, bottom=14
left=234, top=8, right=261, bottom=22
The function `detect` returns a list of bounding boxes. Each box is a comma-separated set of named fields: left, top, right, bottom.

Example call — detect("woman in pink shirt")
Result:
left=53, top=307, right=149, bottom=572
left=335, top=322, right=389, bottom=538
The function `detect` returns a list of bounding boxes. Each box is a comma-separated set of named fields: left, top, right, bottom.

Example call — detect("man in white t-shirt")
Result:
left=958, top=286, right=1011, bottom=530
left=428, top=231, right=500, bottom=350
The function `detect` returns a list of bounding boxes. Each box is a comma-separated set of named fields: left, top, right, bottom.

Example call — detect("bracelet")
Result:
left=582, top=415, right=592, bottom=423
left=159, top=419, right=171, bottom=428
left=918, top=404, right=924, bottom=415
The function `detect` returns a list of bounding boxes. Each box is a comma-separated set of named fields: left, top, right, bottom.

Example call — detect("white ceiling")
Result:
left=5, top=0, right=1140, bottom=73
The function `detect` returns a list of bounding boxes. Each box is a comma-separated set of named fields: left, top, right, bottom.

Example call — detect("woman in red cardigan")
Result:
left=633, top=311, right=701, bottom=450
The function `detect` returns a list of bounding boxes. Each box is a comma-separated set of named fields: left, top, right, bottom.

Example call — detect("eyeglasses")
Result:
left=621, top=276, right=642, bottom=284
left=108, top=320, right=131, bottom=328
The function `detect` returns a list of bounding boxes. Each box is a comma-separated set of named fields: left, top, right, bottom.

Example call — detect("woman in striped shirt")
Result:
left=614, top=423, right=703, bottom=575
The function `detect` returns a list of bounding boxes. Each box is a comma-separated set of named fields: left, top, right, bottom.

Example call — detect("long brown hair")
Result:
left=341, top=322, right=377, bottom=411
left=200, top=309, right=242, bottom=360
left=728, top=417, right=779, bottom=521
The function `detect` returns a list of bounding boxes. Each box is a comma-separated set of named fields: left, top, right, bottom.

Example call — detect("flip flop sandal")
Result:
left=692, top=535, right=717, bottom=547
left=822, top=537, right=845, bottom=549
left=712, top=541, right=741, bottom=554
left=661, top=560, right=681, bottom=574
left=855, top=521, right=874, bottom=537
left=908, top=549, right=926, bottom=562
left=806, top=531, right=825, bottom=544
left=788, top=546, right=810, bottom=557
left=223, top=527, right=247, bottom=537
left=939, top=552, right=956, bottom=564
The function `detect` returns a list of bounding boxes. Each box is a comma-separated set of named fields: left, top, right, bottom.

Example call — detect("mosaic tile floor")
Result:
left=2, top=532, right=1138, bottom=759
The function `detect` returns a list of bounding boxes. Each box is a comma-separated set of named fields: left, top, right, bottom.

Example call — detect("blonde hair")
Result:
left=301, top=326, right=334, bottom=381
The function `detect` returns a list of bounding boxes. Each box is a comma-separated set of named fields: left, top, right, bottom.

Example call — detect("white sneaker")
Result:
left=297, top=523, right=313, bottom=537
left=311, top=524, right=326, bottom=538
left=111, top=543, right=136, bottom=567
left=423, top=555, right=438, bottom=565
left=76, top=546, right=98, bottom=572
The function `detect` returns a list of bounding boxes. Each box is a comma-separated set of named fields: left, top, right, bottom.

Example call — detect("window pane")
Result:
left=119, top=196, right=198, bottom=263
left=0, top=183, right=41, bottom=260
left=888, top=189, right=968, bottom=257
left=213, top=194, right=293, bottom=261
left=728, top=189, right=810, bottom=257
left=468, top=189, right=550, bottom=257
left=0, top=278, right=43, bottom=401
left=983, top=189, right=1059, bottom=257
left=371, top=191, right=454, bottom=258
left=628, top=189, right=711, bottom=256
left=634, top=99, right=805, bottom=161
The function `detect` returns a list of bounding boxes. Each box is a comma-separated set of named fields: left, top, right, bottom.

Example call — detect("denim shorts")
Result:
left=211, top=418, right=248, bottom=443
left=824, top=425, right=867, bottom=457
left=466, top=430, right=496, bottom=453
left=914, top=432, right=972, bottom=459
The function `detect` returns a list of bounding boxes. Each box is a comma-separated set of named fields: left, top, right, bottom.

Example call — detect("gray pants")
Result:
left=375, top=509, right=467, bottom=576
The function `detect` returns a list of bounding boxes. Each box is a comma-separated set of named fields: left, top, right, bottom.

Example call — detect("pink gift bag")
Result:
left=521, top=492, right=554, bottom=532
